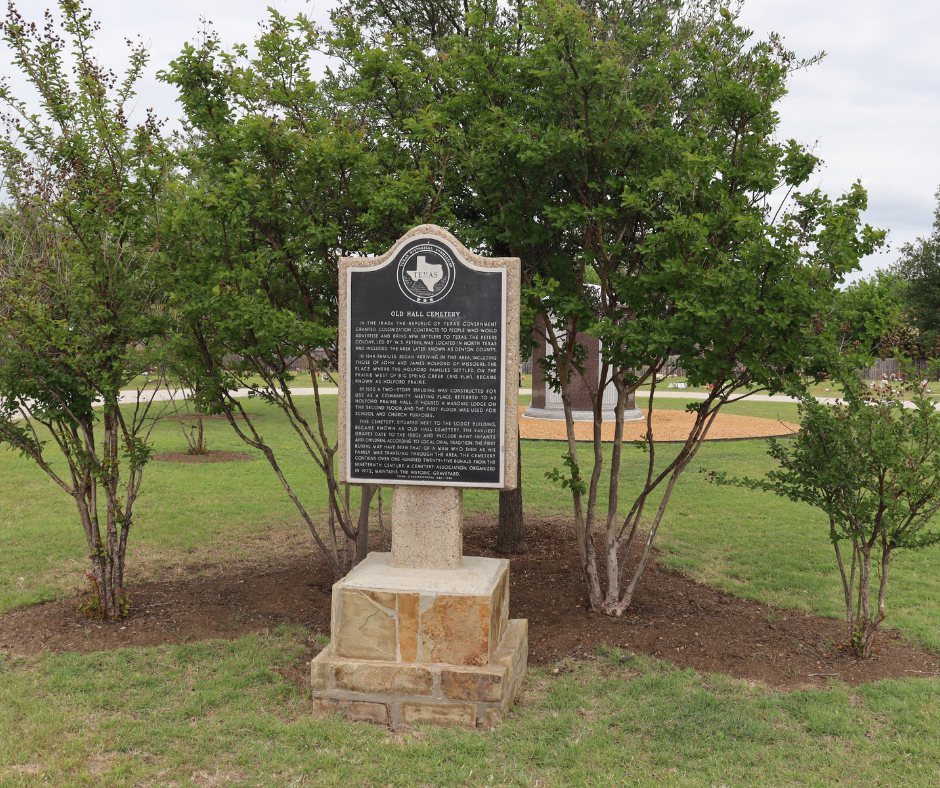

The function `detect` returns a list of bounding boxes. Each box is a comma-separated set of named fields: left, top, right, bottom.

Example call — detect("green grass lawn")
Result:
left=2, top=632, right=940, bottom=786
left=3, top=392, right=940, bottom=785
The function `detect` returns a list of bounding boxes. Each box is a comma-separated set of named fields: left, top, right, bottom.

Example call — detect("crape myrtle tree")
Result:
left=711, top=359, right=940, bottom=658
left=0, top=0, right=169, bottom=619
left=326, top=0, right=543, bottom=555
left=162, top=12, right=453, bottom=576
left=401, top=0, right=884, bottom=614
left=155, top=331, right=225, bottom=456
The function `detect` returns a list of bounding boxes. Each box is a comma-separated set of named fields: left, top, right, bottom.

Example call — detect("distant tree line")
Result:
left=832, top=188, right=940, bottom=359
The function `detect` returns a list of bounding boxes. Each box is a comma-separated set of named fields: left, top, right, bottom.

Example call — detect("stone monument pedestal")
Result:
left=311, top=552, right=528, bottom=728
left=324, top=228, right=528, bottom=729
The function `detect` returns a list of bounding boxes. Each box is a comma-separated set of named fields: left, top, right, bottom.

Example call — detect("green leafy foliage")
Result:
left=545, top=453, right=588, bottom=496
left=0, top=0, right=169, bottom=619
left=161, top=10, right=451, bottom=575
left=711, top=363, right=940, bottom=657
left=830, top=271, right=907, bottom=356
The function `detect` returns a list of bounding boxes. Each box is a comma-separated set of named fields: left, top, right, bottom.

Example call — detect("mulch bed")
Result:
left=152, top=451, right=255, bottom=463
left=0, top=515, right=936, bottom=689
left=519, top=407, right=800, bottom=442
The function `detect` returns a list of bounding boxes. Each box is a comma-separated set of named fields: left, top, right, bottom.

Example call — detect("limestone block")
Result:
left=310, top=644, right=333, bottom=692
left=420, top=594, right=491, bottom=666
left=338, top=551, right=507, bottom=596
left=330, top=553, right=510, bottom=666
left=312, top=697, right=390, bottom=726
left=314, top=552, right=527, bottom=731
left=440, top=665, right=506, bottom=702
left=481, top=708, right=505, bottom=728
left=398, top=592, right=420, bottom=662
left=362, top=589, right=397, bottom=610
left=493, top=618, right=528, bottom=711
left=493, top=619, right=528, bottom=675
left=402, top=701, right=477, bottom=729
left=392, top=486, right=462, bottom=569
left=334, top=589, right=397, bottom=662
left=333, top=661, right=433, bottom=696
left=488, top=570, right=509, bottom=658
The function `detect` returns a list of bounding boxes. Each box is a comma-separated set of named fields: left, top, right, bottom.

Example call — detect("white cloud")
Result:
left=738, top=0, right=940, bottom=280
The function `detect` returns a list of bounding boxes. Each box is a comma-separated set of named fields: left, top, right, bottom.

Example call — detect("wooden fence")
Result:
left=857, top=358, right=935, bottom=381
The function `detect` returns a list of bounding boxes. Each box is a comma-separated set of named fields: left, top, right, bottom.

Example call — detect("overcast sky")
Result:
left=2, top=0, right=937, bottom=284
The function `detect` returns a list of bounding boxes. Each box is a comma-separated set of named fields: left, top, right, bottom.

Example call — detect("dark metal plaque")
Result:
left=346, top=236, right=506, bottom=486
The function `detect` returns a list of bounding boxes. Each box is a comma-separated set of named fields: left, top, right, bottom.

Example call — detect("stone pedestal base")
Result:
left=312, top=552, right=527, bottom=728
left=391, top=487, right=462, bottom=569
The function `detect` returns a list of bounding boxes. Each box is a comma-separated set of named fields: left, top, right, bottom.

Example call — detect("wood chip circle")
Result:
left=518, top=406, right=799, bottom=442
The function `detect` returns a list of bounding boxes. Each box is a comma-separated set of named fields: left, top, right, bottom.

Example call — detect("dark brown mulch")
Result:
left=152, top=451, right=255, bottom=463
left=0, top=515, right=937, bottom=689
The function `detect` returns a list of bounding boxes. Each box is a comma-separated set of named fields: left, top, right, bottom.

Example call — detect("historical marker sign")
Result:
left=338, top=227, right=519, bottom=489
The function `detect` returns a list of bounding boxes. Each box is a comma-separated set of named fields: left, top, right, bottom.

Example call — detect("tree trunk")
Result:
left=79, top=489, right=124, bottom=620
left=497, top=434, right=526, bottom=553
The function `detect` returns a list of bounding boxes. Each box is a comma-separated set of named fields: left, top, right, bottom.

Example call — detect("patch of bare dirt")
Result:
left=152, top=451, right=255, bottom=463
left=0, top=515, right=936, bottom=689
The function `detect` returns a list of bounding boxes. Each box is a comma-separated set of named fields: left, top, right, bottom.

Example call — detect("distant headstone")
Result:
left=525, top=311, right=643, bottom=423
